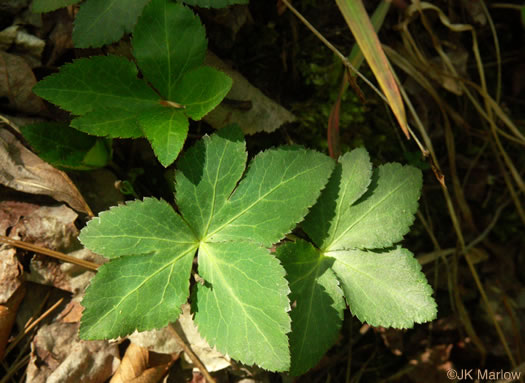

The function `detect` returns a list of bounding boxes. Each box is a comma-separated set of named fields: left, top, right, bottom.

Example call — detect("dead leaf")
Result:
left=27, top=248, right=102, bottom=294
left=57, top=299, right=84, bottom=323
left=0, top=247, right=23, bottom=302
left=0, top=51, right=45, bottom=113
left=9, top=204, right=78, bottom=250
left=130, top=304, right=231, bottom=373
left=204, top=52, right=296, bottom=135
left=44, top=9, right=74, bottom=67
left=129, top=327, right=184, bottom=356
left=12, top=29, right=45, bottom=68
left=110, top=342, right=178, bottom=383
left=26, top=322, right=120, bottom=383
left=0, top=26, right=18, bottom=50
left=0, top=128, right=93, bottom=215
left=0, top=199, right=39, bottom=235
left=0, top=248, right=25, bottom=359
left=176, top=304, right=231, bottom=373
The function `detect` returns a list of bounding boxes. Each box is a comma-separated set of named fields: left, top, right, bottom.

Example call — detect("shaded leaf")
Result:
left=172, top=66, right=232, bottom=120
left=303, top=148, right=372, bottom=250
left=132, top=0, right=206, bottom=100
left=139, top=107, right=189, bottom=167
left=19, top=122, right=110, bottom=170
left=277, top=240, right=345, bottom=376
left=329, top=247, right=437, bottom=328
left=32, top=0, right=81, bottom=13
left=179, top=0, right=249, bottom=8
left=33, top=56, right=158, bottom=115
left=73, top=0, right=151, bottom=48
left=71, top=107, right=144, bottom=138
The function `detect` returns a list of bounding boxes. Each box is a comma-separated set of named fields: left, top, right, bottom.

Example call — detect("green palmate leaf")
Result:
left=194, top=241, right=291, bottom=371
left=303, top=148, right=372, bottom=249
left=139, top=107, right=189, bottom=167
left=205, top=147, right=335, bottom=246
left=329, top=247, right=437, bottom=328
left=33, top=56, right=158, bottom=116
left=78, top=198, right=197, bottom=339
left=291, top=147, right=434, bottom=373
left=73, top=0, right=151, bottom=48
left=79, top=198, right=196, bottom=258
left=80, top=250, right=195, bottom=339
left=20, top=122, right=110, bottom=169
left=32, top=0, right=81, bottom=13
left=179, top=0, right=249, bottom=8
left=172, top=66, right=233, bottom=120
left=80, top=126, right=334, bottom=371
left=133, top=0, right=207, bottom=100
left=176, top=126, right=247, bottom=239
left=319, top=162, right=422, bottom=252
left=277, top=240, right=345, bottom=376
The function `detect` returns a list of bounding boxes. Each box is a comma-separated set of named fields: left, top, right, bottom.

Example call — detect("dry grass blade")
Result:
left=394, top=1, right=521, bottom=370
left=335, top=0, right=409, bottom=139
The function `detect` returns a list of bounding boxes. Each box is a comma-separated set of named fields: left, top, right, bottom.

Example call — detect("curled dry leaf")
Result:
left=110, top=342, right=178, bottom=383
left=0, top=51, right=45, bottom=113
left=0, top=129, right=93, bottom=215
left=204, top=52, right=296, bottom=135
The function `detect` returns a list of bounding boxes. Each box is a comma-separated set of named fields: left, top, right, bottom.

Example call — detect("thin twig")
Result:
left=0, top=236, right=99, bottom=271
left=167, top=324, right=216, bottom=383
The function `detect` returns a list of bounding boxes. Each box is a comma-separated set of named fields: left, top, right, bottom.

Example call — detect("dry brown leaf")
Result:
left=0, top=129, right=93, bottom=215
left=176, top=304, right=231, bottom=373
left=111, top=342, right=177, bottom=383
left=130, top=304, right=230, bottom=373
left=44, top=9, right=74, bottom=67
left=9, top=204, right=78, bottom=250
left=0, top=248, right=25, bottom=359
left=111, top=343, right=149, bottom=382
left=0, top=51, right=45, bottom=113
left=26, top=321, right=120, bottom=383
left=204, top=52, right=296, bottom=135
